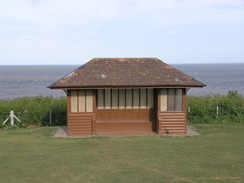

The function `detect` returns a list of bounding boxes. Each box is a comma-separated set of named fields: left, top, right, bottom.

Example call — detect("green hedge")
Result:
left=0, top=96, right=66, bottom=127
left=188, top=91, right=244, bottom=123
left=0, top=91, right=243, bottom=128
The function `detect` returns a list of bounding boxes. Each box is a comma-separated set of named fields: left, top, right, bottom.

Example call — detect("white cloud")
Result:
left=76, top=30, right=97, bottom=36
left=168, top=29, right=180, bottom=35
left=0, top=0, right=244, bottom=29
left=0, top=0, right=244, bottom=64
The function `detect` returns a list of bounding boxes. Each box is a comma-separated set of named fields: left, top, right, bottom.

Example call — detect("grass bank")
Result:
left=0, top=124, right=244, bottom=183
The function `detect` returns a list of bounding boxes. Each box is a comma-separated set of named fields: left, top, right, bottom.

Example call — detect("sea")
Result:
left=0, top=64, right=244, bottom=99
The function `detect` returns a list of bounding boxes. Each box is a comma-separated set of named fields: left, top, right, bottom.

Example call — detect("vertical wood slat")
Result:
left=157, top=89, right=161, bottom=134
left=92, top=91, right=97, bottom=134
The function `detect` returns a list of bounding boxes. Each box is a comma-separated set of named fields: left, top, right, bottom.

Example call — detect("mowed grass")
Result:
left=0, top=125, right=244, bottom=183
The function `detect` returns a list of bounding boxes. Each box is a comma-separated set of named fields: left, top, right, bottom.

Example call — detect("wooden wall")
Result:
left=157, top=89, right=187, bottom=135
left=96, top=108, right=156, bottom=133
left=67, top=90, right=96, bottom=135
left=66, top=88, right=188, bottom=136
left=67, top=113, right=95, bottom=135
left=157, top=112, right=186, bottom=134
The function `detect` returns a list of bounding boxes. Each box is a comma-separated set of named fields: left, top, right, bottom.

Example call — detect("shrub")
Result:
left=0, top=96, right=66, bottom=128
left=0, top=91, right=243, bottom=128
left=188, top=91, right=244, bottom=124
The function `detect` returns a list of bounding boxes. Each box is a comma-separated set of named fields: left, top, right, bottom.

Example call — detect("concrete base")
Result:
left=53, top=125, right=199, bottom=138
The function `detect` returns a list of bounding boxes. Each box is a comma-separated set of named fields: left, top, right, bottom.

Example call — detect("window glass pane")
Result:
left=119, top=89, right=125, bottom=109
left=78, top=90, right=85, bottom=112
left=111, top=89, right=118, bottom=109
left=126, top=89, right=132, bottom=109
left=168, top=89, right=175, bottom=111
left=71, top=90, right=78, bottom=112
left=176, top=89, right=183, bottom=111
left=86, top=90, right=93, bottom=112
left=133, top=89, right=139, bottom=108
left=160, top=89, right=167, bottom=111
left=147, top=89, right=154, bottom=108
left=104, top=89, right=111, bottom=109
left=140, top=89, right=147, bottom=108
left=97, top=89, right=104, bottom=109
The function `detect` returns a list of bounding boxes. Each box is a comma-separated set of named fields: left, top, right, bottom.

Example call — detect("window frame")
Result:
left=69, top=90, right=94, bottom=113
left=160, top=88, right=184, bottom=112
left=170, top=88, right=183, bottom=112
left=96, top=88, right=154, bottom=110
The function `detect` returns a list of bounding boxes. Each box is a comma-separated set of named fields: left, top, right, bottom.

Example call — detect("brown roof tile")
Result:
left=48, top=58, right=205, bottom=89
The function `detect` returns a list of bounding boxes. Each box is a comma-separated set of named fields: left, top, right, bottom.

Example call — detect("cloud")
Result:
left=168, top=29, right=180, bottom=35
left=76, top=31, right=97, bottom=36
left=0, top=0, right=244, bottom=64
left=0, top=0, right=244, bottom=30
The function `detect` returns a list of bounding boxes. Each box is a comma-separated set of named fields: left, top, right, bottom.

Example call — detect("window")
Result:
left=160, top=89, right=167, bottom=111
left=78, top=90, right=85, bottom=112
left=160, top=89, right=183, bottom=112
left=175, top=89, right=183, bottom=111
left=97, top=88, right=154, bottom=109
left=133, top=89, right=139, bottom=109
left=119, top=89, right=126, bottom=109
left=168, top=89, right=175, bottom=111
left=104, top=89, right=111, bottom=109
left=125, top=89, right=132, bottom=109
left=112, top=89, right=118, bottom=109
left=140, top=89, right=147, bottom=109
left=70, top=90, right=93, bottom=112
left=86, top=90, right=93, bottom=112
left=97, top=89, right=104, bottom=109
left=71, top=91, right=78, bottom=112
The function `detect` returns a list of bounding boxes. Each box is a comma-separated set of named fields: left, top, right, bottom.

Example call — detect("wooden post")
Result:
left=157, top=89, right=161, bottom=134
left=49, top=110, right=52, bottom=126
left=184, top=89, right=187, bottom=134
left=3, top=110, right=20, bottom=126
left=92, top=90, right=97, bottom=135
left=216, top=106, right=219, bottom=118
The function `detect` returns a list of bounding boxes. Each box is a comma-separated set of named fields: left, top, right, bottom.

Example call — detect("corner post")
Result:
left=92, top=90, right=97, bottom=135
left=157, top=89, right=161, bottom=134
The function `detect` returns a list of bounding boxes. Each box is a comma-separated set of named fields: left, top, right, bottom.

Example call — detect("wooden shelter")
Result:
left=48, top=58, right=205, bottom=135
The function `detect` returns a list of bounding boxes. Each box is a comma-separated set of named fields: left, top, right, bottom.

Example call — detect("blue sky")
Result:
left=0, top=0, right=244, bottom=65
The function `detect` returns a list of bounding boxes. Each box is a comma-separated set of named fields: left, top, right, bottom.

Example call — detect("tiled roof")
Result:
left=48, top=58, right=205, bottom=89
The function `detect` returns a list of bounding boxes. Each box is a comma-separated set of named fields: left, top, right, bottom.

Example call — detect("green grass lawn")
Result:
left=0, top=124, right=244, bottom=183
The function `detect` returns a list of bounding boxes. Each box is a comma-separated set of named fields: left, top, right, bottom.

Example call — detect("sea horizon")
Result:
left=1, top=63, right=244, bottom=99
left=1, top=62, right=244, bottom=66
